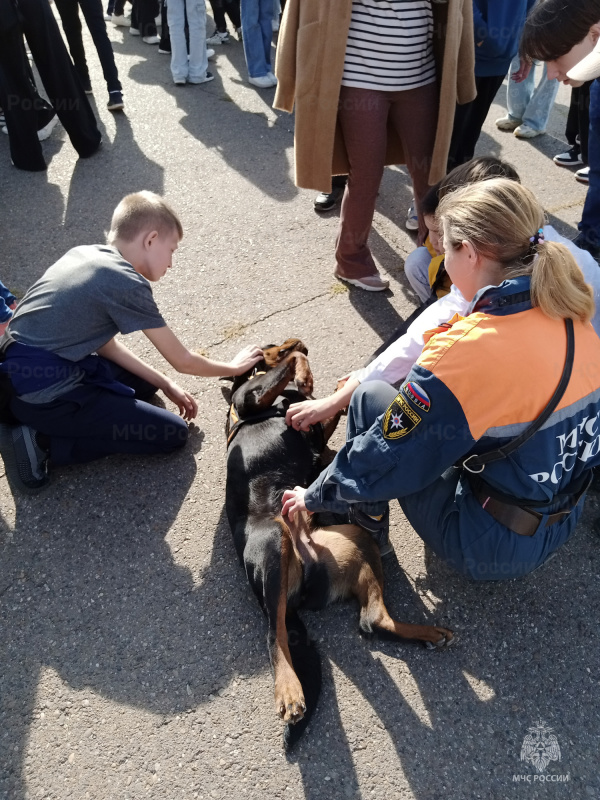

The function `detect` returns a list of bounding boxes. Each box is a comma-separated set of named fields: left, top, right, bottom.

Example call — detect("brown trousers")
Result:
left=335, top=82, right=438, bottom=279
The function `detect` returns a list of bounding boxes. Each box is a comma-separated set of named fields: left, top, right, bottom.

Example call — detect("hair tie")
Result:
left=529, top=228, right=545, bottom=246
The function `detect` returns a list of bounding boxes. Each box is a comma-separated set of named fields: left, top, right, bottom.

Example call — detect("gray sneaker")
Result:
left=0, top=424, right=50, bottom=494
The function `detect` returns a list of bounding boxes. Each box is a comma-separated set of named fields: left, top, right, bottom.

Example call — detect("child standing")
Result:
left=167, top=0, right=214, bottom=84
left=0, top=191, right=262, bottom=494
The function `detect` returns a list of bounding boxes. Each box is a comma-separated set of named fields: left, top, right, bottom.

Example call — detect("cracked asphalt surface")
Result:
left=1, top=19, right=599, bottom=800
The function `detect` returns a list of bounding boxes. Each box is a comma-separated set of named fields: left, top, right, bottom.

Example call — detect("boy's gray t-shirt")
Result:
left=7, top=244, right=166, bottom=402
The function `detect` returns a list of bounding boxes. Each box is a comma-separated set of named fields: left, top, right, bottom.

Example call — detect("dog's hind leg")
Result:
left=355, top=564, right=454, bottom=648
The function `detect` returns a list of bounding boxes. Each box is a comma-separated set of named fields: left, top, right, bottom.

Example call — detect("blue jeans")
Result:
left=579, top=79, right=600, bottom=249
left=506, top=56, right=559, bottom=132
left=167, top=0, right=208, bottom=81
left=241, top=0, right=273, bottom=78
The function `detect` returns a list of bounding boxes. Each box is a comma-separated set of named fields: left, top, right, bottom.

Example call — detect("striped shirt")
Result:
left=342, top=0, right=436, bottom=91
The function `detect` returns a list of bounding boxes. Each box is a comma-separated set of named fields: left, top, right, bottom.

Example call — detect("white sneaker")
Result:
left=514, top=123, right=545, bottom=139
left=495, top=115, right=522, bottom=131
left=112, top=13, right=131, bottom=26
left=206, top=30, right=230, bottom=45
left=405, top=205, right=419, bottom=231
left=249, top=74, right=276, bottom=88
left=142, top=35, right=160, bottom=44
left=207, top=47, right=215, bottom=59
left=576, top=166, right=590, bottom=184
left=129, top=26, right=140, bottom=35
left=266, top=71, right=277, bottom=86
left=103, top=12, right=112, bottom=21
left=37, top=114, right=58, bottom=141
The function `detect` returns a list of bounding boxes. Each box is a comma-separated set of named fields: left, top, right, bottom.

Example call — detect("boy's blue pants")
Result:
left=8, top=359, right=189, bottom=465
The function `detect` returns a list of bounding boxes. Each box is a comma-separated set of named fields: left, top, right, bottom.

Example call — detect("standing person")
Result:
left=554, top=81, right=592, bottom=185
left=0, top=0, right=101, bottom=170
left=520, top=0, right=600, bottom=259
left=447, top=0, right=535, bottom=170
left=0, top=192, right=263, bottom=495
left=130, top=0, right=160, bottom=42
left=241, top=0, right=275, bottom=87
left=495, top=54, right=559, bottom=139
left=54, top=0, right=125, bottom=109
left=167, top=0, right=214, bottom=84
left=275, top=0, right=476, bottom=291
left=282, top=179, right=600, bottom=580
left=206, top=0, right=241, bottom=44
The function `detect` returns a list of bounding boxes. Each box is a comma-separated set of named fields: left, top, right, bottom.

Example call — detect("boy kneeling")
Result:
left=0, top=191, right=262, bottom=494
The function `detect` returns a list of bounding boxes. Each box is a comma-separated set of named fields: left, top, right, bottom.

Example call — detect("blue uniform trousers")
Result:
left=9, top=360, right=189, bottom=466
left=347, top=381, right=582, bottom=580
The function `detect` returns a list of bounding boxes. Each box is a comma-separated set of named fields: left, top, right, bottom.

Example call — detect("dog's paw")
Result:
left=275, top=679, right=306, bottom=724
left=424, top=628, right=455, bottom=650
left=293, top=355, right=314, bottom=397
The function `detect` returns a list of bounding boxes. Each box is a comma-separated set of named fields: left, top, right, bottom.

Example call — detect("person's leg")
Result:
left=335, top=86, right=390, bottom=280
left=159, top=0, right=170, bottom=49
left=241, top=0, right=269, bottom=77
left=578, top=79, right=600, bottom=254
left=186, top=0, right=208, bottom=80
left=167, top=0, right=188, bottom=81
left=78, top=0, right=122, bottom=93
left=208, top=0, right=227, bottom=32
left=18, top=0, right=102, bottom=159
left=519, top=63, right=559, bottom=133
left=53, top=0, right=92, bottom=90
left=447, top=74, right=505, bottom=170
left=136, top=0, right=158, bottom=36
left=10, top=384, right=189, bottom=466
left=258, top=0, right=273, bottom=71
left=579, top=81, right=592, bottom=165
left=504, top=54, right=530, bottom=124
left=404, top=246, right=434, bottom=303
left=0, top=27, right=47, bottom=171
left=387, top=81, right=438, bottom=240
left=224, top=0, right=240, bottom=30
left=565, top=86, right=580, bottom=148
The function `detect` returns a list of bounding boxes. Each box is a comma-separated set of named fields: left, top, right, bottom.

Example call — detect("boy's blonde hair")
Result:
left=437, top=178, right=595, bottom=324
left=108, top=191, right=183, bottom=244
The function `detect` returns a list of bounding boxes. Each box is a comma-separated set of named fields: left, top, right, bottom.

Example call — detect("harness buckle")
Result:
left=462, top=454, right=486, bottom=474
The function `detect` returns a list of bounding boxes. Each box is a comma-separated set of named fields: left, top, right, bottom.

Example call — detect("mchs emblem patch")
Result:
left=383, top=393, right=422, bottom=440
left=403, top=381, right=431, bottom=412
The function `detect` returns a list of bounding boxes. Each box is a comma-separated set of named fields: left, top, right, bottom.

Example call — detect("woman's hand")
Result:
left=163, top=381, right=198, bottom=420
left=228, top=345, right=264, bottom=375
left=511, top=57, right=532, bottom=83
left=286, top=396, right=337, bottom=431
left=281, top=487, right=309, bottom=520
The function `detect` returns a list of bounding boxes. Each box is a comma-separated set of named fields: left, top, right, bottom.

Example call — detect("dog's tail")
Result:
left=283, top=611, right=322, bottom=752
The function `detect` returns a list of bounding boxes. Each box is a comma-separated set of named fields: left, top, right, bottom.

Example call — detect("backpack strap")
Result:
left=462, top=318, right=575, bottom=474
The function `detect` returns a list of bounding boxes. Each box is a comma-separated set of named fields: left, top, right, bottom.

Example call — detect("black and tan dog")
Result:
left=224, top=338, right=453, bottom=750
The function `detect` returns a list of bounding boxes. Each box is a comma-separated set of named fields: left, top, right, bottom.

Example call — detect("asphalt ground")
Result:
left=0, top=17, right=599, bottom=800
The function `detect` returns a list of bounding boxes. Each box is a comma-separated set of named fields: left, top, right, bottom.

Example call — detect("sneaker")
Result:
left=248, top=74, right=275, bottom=88
left=158, top=45, right=171, bottom=54
left=266, top=71, right=277, bottom=85
left=107, top=91, right=124, bottom=111
left=112, top=13, right=131, bottom=25
left=405, top=205, right=418, bottom=231
left=37, top=113, right=58, bottom=141
left=207, top=47, right=215, bottom=59
left=495, top=114, right=522, bottom=131
left=0, top=423, right=50, bottom=494
left=188, top=71, right=214, bottom=84
left=333, top=270, right=389, bottom=292
left=314, top=185, right=345, bottom=212
left=514, top=123, right=545, bottom=139
left=173, top=77, right=186, bottom=85
left=576, top=166, right=590, bottom=184
left=348, top=506, right=393, bottom=556
left=553, top=146, right=584, bottom=167
left=142, top=35, right=160, bottom=44
left=236, top=26, right=243, bottom=41
left=206, top=30, right=230, bottom=45
left=129, top=26, right=140, bottom=35
left=103, top=12, right=112, bottom=20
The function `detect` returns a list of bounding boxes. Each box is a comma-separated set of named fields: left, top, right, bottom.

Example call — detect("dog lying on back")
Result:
left=223, top=338, right=453, bottom=749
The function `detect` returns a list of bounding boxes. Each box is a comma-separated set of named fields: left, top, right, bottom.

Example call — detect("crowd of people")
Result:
left=2, top=0, right=600, bottom=584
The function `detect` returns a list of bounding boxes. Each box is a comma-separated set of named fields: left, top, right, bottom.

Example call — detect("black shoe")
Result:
left=107, top=91, right=124, bottom=111
left=573, top=232, right=600, bottom=261
left=0, top=423, right=50, bottom=494
left=348, top=506, right=393, bottom=556
left=553, top=145, right=583, bottom=167
left=314, top=185, right=345, bottom=213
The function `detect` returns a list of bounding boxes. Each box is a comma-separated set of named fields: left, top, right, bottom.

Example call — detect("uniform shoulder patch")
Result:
left=403, top=381, right=431, bottom=413
left=382, top=393, right=422, bottom=440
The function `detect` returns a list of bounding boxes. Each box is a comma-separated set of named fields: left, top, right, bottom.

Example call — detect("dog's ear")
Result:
left=220, top=381, right=233, bottom=404
left=265, top=338, right=308, bottom=365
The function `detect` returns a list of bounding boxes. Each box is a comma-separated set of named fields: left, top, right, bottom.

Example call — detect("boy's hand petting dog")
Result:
left=281, top=487, right=310, bottom=520
left=228, top=344, right=264, bottom=375
left=286, top=396, right=337, bottom=431
left=163, top=381, right=198, bottom=420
